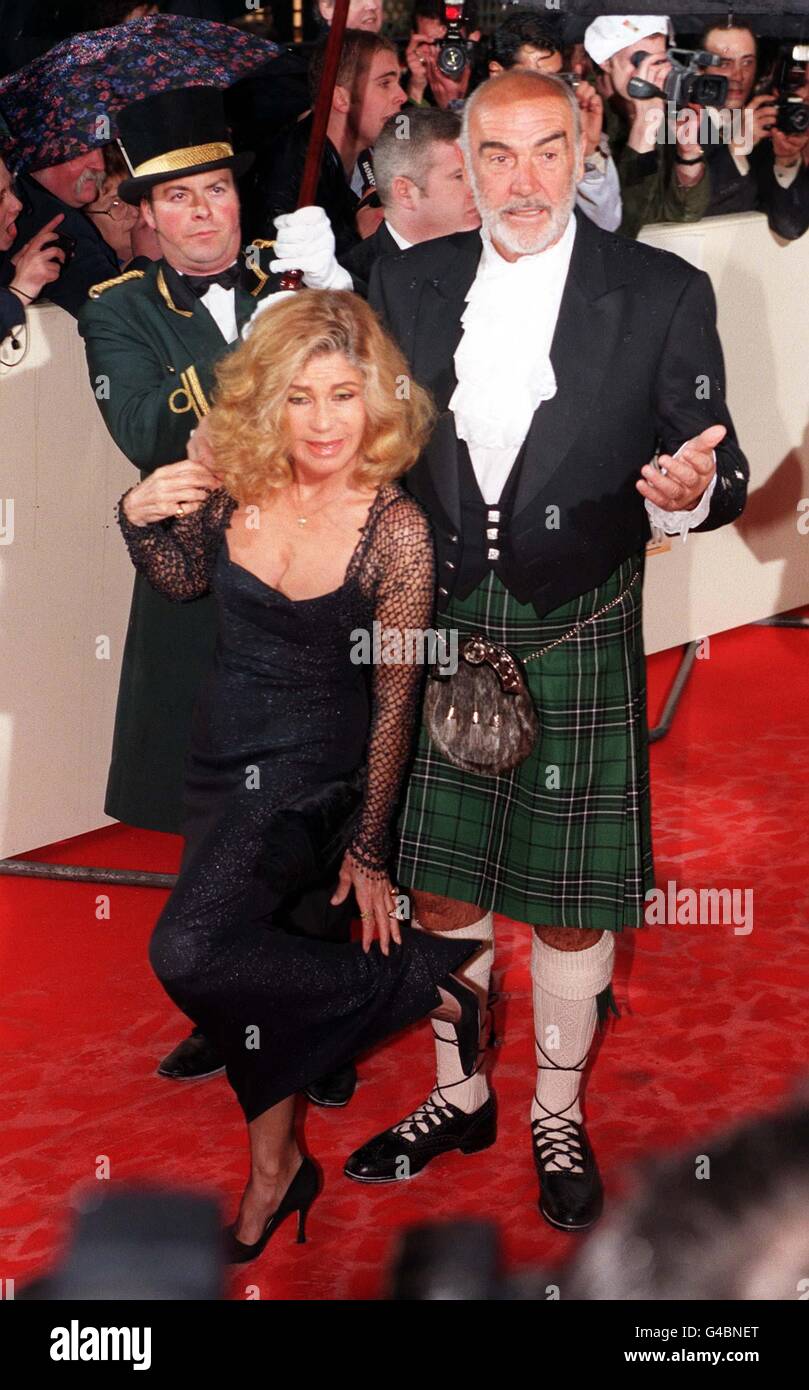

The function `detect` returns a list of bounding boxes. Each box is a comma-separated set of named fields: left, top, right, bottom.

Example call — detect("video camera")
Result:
left=628, top=48, right=728, bottom=110
left=770, top=44, right=809, bottom=136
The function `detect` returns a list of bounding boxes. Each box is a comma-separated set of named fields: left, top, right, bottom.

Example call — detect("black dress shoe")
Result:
left=304, top=1061, right=358, bottom=1108
left=156, top=1029, right=226, bottom=1081
left=344, top=1093, right=496, bottom=1183
left=531, top=1117, right=604, bottom=1232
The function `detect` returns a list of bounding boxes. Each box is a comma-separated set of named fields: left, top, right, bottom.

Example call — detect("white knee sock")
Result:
left=530, top=931, right=615, bottom=1172
left=414, top=912, right=494, bottom=1115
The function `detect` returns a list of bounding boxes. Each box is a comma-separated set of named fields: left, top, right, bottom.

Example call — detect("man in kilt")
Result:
left=343, top=69, right=749, bottom=1230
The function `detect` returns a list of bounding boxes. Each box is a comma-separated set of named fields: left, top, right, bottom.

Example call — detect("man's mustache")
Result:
left=77, top=169, right=106, bottom=197
left=499, top=200, right=552, bottom=214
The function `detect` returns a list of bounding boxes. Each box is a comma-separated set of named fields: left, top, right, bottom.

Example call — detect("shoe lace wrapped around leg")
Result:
left=532, top=1035, right=589, bottom=1174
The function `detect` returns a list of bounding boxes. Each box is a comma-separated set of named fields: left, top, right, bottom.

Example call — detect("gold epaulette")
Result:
left=88, top=269, right=146, bottom=300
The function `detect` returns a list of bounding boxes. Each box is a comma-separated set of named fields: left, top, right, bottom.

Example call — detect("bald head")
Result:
left=459, top=70, right=583, bottom=260
left=461, top=69, right=581, bottom=160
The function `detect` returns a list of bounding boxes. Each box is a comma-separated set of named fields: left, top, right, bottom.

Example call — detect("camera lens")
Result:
left=701, top=76, right=728, bottom=105
left=437, top=41, right=466, bottom=78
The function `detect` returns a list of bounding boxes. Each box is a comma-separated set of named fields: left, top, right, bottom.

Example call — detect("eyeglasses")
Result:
left=87, top=197, right=136, bottom=223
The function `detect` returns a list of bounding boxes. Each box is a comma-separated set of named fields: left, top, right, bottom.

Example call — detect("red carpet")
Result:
left=2, top=614, right=808, bottom=1299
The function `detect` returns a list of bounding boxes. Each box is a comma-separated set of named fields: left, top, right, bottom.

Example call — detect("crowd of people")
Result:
left=2, top=5, right=808, bottom=343
left=0, top=2, right=793, bottom=1274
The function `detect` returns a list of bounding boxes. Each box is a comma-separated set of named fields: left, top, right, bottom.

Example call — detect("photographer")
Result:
left=701, top=20, right=809, bottom=241
left=405, top=0, right=482, bottom=112
left=487, top=10, right=622, bottom=231
left=584, top=13, right=710, bottom=238
left=0, top=153, right=64, bottom=340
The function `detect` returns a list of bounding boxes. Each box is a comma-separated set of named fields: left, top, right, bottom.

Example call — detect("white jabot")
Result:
left=385, top=220, right=414, bottom=250
left=449, top=213, right=576, bottom=504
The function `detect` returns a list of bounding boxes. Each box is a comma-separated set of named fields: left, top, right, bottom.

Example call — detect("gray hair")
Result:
left=459, top=70, right=582, bottom=165
left=372, top=107, right=463, bottom=208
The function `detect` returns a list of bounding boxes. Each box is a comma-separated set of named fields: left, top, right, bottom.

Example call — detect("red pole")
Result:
left=279, top=0, right=352, bottom=290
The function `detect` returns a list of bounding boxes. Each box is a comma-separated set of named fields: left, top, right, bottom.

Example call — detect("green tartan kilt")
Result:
left=396, top=554, right=655, bottom=932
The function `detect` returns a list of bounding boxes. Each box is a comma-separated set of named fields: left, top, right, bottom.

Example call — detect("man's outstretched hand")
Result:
left=636, top=424, right=726, bottom=511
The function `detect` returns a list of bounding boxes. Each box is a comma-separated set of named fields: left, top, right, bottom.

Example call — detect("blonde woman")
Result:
left=117, top=290, right=481, bottom=1263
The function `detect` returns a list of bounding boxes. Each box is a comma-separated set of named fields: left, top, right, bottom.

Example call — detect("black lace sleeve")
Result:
left=348, top=490, right=436, bottom=877
left=116, top=486, right=238, bottom=602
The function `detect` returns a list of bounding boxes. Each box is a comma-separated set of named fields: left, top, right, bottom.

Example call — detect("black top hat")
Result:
left=116, top=86, right=253, bottom=204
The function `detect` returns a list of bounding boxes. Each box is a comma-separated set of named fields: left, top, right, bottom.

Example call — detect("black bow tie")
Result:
left=183, top=262, right=242, bottom=297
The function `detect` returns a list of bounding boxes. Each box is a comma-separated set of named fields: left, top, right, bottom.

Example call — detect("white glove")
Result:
left=269, top=206, right=353, bottom=290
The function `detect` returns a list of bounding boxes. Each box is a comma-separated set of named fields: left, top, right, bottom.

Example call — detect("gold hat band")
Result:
left=132, top=141, right=235, bottom=179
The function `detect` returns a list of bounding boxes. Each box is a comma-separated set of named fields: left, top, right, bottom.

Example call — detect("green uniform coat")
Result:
left=78, top=249, right=281, bottom=833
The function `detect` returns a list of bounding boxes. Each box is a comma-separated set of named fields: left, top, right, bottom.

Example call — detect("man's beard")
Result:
left=468, top=163, right=577, bottom=257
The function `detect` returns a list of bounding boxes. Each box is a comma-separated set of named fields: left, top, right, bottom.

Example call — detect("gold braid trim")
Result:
left=156, top=266, right=193, bottom=318
left=184, top=364, right=210, bottom=417
left=132, top=142, right=234, bottom=178
left=88, top=269, right=145, bottom=299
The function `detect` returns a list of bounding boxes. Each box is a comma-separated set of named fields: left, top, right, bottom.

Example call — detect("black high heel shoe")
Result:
left=437, top=974, right=482, bottom=1078
left=225, top=1155, right=320, bottom=1265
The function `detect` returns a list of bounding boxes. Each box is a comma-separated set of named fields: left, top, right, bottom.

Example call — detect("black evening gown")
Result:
left=117, top=483, right=477, bottom=1123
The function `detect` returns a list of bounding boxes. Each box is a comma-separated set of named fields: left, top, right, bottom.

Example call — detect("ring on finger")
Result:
left=176, top=502, right=186, bottom=517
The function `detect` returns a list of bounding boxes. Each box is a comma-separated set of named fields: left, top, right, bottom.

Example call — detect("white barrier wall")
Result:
left=639, top=212, right=809, bottom=653
left=1, top=212, right=808, bottom=856
left=1, top=306, right=135, bottom=857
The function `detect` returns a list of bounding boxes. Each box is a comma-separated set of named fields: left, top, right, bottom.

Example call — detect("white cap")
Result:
left=583, top=15, right=671, bottom=66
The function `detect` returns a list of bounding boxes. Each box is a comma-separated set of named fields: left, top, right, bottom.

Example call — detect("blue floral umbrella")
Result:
left=0, top=14, right=280, bottom=173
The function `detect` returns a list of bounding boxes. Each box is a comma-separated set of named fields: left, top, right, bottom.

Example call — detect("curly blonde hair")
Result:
left=207, top=289, right=437, bottom=506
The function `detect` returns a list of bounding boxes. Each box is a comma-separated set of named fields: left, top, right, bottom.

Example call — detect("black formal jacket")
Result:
left=704, top=140, right=809, bottom=241
left=340, top=219, right=399, bottom=282
left=10, top=172, right=119, bottom=318
left=249, top=112, right=360, bottom=257
left=369, top=209, right=749, bottom=616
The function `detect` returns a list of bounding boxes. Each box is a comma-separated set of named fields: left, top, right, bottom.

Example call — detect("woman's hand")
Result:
left=10, top=214, right=65, bottom=304
left=122, top=459, right=221, bottom=527
left=331, top=851, right=403, bottom=956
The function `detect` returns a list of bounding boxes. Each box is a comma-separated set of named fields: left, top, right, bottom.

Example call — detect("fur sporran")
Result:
left=424, top=635, right=539, bottom=776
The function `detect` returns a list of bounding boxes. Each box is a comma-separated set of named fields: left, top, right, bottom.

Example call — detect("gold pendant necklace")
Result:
left=288, top=481, right=346, bottom=529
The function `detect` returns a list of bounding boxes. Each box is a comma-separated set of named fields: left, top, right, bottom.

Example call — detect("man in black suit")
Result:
left=340, top=107, right=480, bottom=281
left=343, top=70, right=748, bottom=1230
